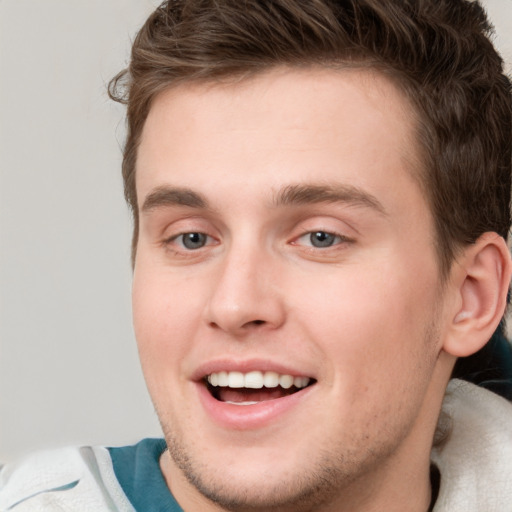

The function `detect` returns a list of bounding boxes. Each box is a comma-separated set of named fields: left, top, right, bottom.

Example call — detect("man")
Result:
left=1, top=0, right=512, bottom=511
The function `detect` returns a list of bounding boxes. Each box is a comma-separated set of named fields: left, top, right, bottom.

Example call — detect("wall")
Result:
left=0, top=0, right=162, bottom=461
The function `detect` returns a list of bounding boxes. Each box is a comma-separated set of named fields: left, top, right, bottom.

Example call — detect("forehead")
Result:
left=136, top=67, right=423, bottom=212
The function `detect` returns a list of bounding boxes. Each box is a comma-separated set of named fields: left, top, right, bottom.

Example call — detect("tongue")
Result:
left=218, top=387, right=294, bottom=403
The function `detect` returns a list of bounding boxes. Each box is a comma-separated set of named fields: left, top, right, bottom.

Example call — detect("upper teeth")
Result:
left=206, top=371, right=310, bottom=390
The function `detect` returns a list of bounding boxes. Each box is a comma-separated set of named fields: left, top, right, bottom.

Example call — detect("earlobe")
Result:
left=444, top=233, right=511, bottom=358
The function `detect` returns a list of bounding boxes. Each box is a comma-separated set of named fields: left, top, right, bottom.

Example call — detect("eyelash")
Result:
left=293, top=230, right=353, bottom=249
left=163, top=232, right=217, bottom=252
left=162, top=229, right=352, bottom=256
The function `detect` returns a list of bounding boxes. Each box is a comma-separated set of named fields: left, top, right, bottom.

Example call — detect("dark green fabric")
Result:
left=452, top=320, right=512, bottom=400
left=108, top=438, right=184, bottom=512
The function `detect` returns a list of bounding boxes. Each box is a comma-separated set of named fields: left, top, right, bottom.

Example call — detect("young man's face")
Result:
left=133, top=68, right=450, bottom=510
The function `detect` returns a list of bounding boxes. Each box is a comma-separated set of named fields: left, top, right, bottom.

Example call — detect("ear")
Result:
left=443, top=232, right=511, bottom=358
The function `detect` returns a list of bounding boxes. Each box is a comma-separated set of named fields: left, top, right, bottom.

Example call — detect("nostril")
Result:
left=207, top=319, right=265, bottom=330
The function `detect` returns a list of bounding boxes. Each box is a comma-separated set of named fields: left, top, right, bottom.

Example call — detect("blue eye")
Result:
left=178, top=232, right=208, bottom=250
left=294, top=230, right=349, bottom=249
left=308, top=231, right=338, bottom=248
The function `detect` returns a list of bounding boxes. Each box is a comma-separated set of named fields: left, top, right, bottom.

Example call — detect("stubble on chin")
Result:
left=158, top=417, right=407, bottom=512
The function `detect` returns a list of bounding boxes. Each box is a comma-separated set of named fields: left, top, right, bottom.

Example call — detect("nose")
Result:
left=205, top=245, right=286, bottom=335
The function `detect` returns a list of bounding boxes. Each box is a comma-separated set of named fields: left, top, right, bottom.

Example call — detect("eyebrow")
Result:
left=140, top=182, right=387, bottom=215
left=272, top=183, right=387, bottom=215
left=141, top=186, right=209, bottom=212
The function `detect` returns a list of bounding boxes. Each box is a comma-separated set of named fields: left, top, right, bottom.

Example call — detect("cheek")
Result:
left=132, top=272, right=207, bottom=423
left=292, top=256, right=440, bottom=382
left=132, top=268, right=205, bottom=370
left=293, top=264, right=441, bottom=439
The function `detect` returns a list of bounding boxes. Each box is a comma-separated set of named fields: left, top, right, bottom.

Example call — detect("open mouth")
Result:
left=204, top=370, right=315, bottom=405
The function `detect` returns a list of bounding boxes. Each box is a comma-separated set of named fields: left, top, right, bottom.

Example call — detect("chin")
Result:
left=162, top=420, right=387, bottom=512
left=169, top=446, right=337, bottom=512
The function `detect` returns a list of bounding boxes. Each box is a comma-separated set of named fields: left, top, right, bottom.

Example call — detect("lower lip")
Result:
left=196, top=382, right=314, bottom=430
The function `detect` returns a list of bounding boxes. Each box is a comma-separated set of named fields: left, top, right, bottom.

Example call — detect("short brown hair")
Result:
left=109, top=0, right=511, bottom=277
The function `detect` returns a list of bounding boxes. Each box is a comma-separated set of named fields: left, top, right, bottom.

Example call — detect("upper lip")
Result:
left=192, top=359, right=315, bottom=382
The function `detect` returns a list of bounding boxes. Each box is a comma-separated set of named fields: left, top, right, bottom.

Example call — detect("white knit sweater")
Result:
left=431, top=379, right=512, bottom=511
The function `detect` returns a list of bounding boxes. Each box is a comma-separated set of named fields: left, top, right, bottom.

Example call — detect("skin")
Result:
left=132, top=68, right=477, bottom=511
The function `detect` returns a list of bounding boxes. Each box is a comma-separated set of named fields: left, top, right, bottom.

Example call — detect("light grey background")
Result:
left=0, top=0, right=163, bottom=462
left=0, top=0, right=511, bottom=462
